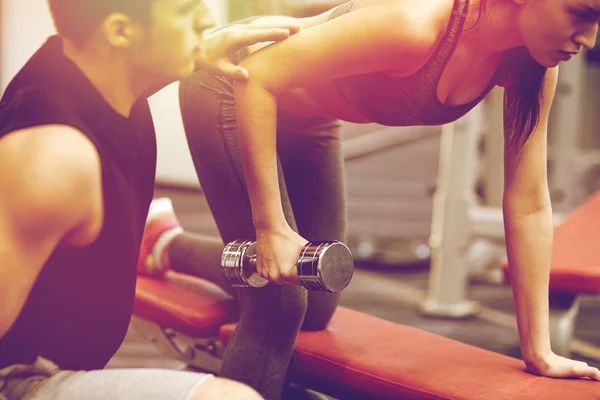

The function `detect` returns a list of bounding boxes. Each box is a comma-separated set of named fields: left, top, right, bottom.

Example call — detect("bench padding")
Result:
left=134, top=273, right=598, bottom=399
left=221, top=308, right=598, bottom=400
left=134, top=271, right=237, bottom=337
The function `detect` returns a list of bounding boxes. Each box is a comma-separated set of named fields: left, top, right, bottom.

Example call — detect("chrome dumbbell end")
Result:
left=297, top=241, right=354, bottom=292
left=221, top=240, right=268, bottom=288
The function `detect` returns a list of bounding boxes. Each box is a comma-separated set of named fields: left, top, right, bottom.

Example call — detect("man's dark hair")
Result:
left=48, top=0, right=154, bottom=46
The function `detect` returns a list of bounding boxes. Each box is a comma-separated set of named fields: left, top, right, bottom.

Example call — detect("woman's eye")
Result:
left=573, top=10, right=597, bottom=23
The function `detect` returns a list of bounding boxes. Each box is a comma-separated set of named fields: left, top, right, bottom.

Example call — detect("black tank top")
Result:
left=0, top=36, right=157, bottom=370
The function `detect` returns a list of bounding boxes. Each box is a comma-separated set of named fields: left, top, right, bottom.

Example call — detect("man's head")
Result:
left=48, top=0, right=215, bottom=82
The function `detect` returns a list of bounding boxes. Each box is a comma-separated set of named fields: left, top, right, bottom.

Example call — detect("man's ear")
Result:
left=101, top=13, right=143, bottom=48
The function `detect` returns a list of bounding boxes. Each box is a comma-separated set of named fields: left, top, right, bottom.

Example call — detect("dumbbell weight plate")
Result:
left=221, top=240, right=268, bottom=288
left=297, top=241, right=354, bottom=292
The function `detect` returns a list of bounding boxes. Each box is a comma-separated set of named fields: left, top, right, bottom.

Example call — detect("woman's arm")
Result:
left=502, top=67, right=599, bottom=380
left=502, top=66, right=556, bottom=363
left=231, top=3, right=441, bottom=282
left=234, top=3, right=438, bottom=230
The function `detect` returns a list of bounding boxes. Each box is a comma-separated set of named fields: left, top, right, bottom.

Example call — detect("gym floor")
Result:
left=106, top=127, right=600, bottom=387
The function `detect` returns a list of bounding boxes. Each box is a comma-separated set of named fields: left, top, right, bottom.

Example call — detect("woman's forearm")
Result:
left=233, top=79, right=287, bottom=231
left=503, top=201, right=553, bottom=363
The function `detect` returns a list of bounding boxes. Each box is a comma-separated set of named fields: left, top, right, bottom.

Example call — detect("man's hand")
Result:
left=197, top=16, right=302, bottom=80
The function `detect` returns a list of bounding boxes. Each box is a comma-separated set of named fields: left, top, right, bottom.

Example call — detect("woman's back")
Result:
left=247, top=0, right=505, bottom=125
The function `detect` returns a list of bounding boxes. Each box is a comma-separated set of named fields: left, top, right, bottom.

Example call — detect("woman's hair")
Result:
left=47, top=0, right=154, bottom=47
left=501, top=48, right=548, bottom=151
left=468, top=0, right=548, bottom=151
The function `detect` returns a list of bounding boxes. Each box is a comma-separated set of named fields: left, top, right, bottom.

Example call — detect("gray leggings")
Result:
left=177, top=64, right=346, bottom=399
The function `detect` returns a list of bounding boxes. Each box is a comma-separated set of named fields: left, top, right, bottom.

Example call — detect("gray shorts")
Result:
left=0, top=357, right=213, bottom=400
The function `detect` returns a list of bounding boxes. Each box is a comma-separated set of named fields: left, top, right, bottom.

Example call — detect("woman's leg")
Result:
left=275, top=108, right=346, bottom=331
left=165, top=111, right=348, bottom=321
left=167, top=231, right=236, bottom=297
left=179, top=70, right=307, bottom=400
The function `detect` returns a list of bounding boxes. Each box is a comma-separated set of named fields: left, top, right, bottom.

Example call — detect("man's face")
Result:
left=129, top=0, right=216, bottom=84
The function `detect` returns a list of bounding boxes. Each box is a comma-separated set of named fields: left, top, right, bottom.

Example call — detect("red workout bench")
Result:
left=502, top=191, right=600, bottom=357
left=133, top=272, right=598, bottom=399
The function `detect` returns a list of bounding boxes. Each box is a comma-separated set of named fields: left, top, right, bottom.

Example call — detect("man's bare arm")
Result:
left=0, top=125, right=103, bottom=339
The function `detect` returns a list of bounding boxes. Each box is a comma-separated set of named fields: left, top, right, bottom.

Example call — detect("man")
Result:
left=0, top=1, right=300, bottom=399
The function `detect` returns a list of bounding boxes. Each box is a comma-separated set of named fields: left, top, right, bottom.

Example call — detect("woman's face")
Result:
left=517, top=0, right=599, bottom=67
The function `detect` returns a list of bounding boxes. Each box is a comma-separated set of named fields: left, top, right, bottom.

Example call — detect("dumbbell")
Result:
left=221, top=240, right=354, bottom=292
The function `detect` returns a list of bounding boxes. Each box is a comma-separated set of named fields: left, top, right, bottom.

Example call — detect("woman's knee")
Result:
left=301, top=292, right=341, bottom=331
left=179, top=71, right=234, bottom=135
left=180, top=70, right=233, bottom=103
left=187, top=377, right=263, bottom=400
left=178, top=70, right=238, bottom=173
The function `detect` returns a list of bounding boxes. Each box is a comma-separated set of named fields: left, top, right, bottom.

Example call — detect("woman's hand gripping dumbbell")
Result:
left=221, top=237, right=354, bottom=292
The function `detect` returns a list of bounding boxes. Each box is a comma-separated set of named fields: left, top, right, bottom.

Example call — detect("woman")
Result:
left=177, top=0, right=600, bottom=398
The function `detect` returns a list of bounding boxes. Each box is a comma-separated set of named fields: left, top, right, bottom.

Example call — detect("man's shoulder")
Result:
left=0, top=125, right=103, bottom=241
left=0, top=124, right=101, bottom=187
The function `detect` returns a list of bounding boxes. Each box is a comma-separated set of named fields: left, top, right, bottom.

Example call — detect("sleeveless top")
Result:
left=0, top=36, right=157, bottom=371
left=329, top=0, right=502, bottom=126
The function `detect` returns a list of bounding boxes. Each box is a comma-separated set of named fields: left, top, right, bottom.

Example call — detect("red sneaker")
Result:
left=137, top=197, right=183, bottom=277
